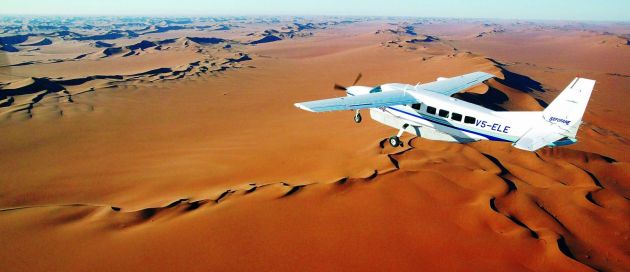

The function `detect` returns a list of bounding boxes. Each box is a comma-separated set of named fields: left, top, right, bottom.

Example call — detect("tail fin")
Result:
left=542, top=77, right=595, bottom=136
left=513, top=77, right=595, bottom=151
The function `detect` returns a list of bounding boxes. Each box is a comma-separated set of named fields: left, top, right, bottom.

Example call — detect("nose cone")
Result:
left=346, top=86, right=373, bottom=96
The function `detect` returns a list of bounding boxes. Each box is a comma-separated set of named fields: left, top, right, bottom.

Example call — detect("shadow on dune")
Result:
left=75, top=30, right=139, bottom=41
left=406, top=35, right=439, bottom=43
left=142, top=25, right=186, bottom=35
left=1, top=137, right=625, bottom=270
left=450, top=58, right=550, bottom=111
left=250, top=35, right=282, bottom=45
left=101, top=47, right=124, bottom=57
left=159, top=37, right=226, bottom=46
left=484, top=58, right=545, bottom=94
left=21, top=38, right=52, bottom=46
left=497, top=68, right=545, bottom=93
left=126, top=40, right=157, bottom=51
left=453, top=86, right=509, bottom=111
left=0, top=50, right=13, bottom=105
left=223, top=53, right=252, bottom=64
left=55, top=75, right=124, bottom=86
left=94, top=41, right=114, bottom=48
left=0, top=77, right=65, bottom=100
left=0, top=44, right=19, bottom=52
left=0, top=34, right=33, bottom=45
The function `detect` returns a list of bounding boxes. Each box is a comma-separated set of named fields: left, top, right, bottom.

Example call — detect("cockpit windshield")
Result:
left=369, top=86, right=382, bottom=93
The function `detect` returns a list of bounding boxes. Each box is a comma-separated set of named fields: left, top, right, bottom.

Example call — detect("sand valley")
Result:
left=1, top=16, right=629, bottom=271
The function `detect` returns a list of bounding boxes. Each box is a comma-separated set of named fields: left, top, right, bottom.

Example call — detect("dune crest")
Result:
left=0, top=16, right=628, bottom=272
left=1, top=137, right=626, bottom=271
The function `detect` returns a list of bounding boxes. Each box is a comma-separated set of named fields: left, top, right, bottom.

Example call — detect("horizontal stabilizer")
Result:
left=294, top=90, right=419, bottom=112
left=513, top=125, right=565, bottom=151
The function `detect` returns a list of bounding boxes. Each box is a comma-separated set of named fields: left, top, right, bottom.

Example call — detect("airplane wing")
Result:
left=418, top=71, right=495, bottom=96
left=294, top=90, right=419, bottom=112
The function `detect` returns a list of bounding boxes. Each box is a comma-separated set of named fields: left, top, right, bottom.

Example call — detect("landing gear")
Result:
left=389, top=123, right=410, bottom=147
left=389, top=136, right=401, bottom=147
left=354, top=110, right=362, bottom=123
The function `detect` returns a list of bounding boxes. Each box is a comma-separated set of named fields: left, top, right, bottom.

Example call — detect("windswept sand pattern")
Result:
left=0, top=16, right=359, bottom=120
left=1, top=16, right=629, bottom=272
left=0, top=41, right=253, bottom=120
left=0, top=138, right=627, bottom=271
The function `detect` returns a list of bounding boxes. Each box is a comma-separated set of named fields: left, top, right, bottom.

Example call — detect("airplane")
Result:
left=294, top=72, right=595, bottom=151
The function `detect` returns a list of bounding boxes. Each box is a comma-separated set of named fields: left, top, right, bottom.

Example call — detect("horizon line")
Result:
left=0, top=14, right=628, bottom=24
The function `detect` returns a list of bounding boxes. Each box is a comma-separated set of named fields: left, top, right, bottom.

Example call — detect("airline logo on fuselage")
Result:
left=549, top=117, right=571, bottom=125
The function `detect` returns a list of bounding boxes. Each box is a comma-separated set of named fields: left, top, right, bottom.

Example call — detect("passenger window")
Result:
left=426, top=106, right=436, bottom=115
left=451, top=112, right=462, bottom=121
left=438, top=109, right=449, bottom=118
left=464, top=116, right=476, bottom=124
left=411, top=103, right=421, bottom=110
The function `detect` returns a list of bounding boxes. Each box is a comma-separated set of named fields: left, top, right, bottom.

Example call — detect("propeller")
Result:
left=333, top=73, right=363, bottom=91
left=352, top=73, right=363, bottom=85
left=333, top=83, right=347, bottom=91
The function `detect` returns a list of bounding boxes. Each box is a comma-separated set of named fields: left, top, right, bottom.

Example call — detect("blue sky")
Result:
left=2, top=0, right=628, bottom=21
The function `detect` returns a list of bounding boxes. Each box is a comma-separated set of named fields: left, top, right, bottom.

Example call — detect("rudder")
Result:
left=513, top=77, right=595, bottom=151
left=542, top=77, right=595, bottom=137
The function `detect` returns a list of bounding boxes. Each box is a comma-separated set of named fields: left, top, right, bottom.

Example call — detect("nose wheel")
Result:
left=354, top=111, right=362, bottom=123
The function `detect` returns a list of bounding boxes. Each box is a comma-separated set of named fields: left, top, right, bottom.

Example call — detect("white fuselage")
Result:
left=348, top=84, right=541, bottom=143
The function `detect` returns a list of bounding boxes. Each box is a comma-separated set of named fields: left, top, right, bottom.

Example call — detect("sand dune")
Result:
left=93, top=41, right=114, bottom=48
left=0, top=34, right=32, bottom=44
left=0, top=43, right=19, bottom=52
left=1, top=34, right=253, bottom=120
left=20, top=37, right=52, bottom=46
left=406, top=35, right=439, bottom=43
left=250, top=34, right=282, bottom=45
left=76, top=30, right=139, bottom=41
left=375, top=24, right=417, bottom=36
left=93, top=46, right=126, bottom=58
left=126, top=40, right=157, bottom=51
left=0, top=16, right=628, bottom=271
left=0, top=138, right=626, bottom=271
left=141, top=25, right=186, bottom=35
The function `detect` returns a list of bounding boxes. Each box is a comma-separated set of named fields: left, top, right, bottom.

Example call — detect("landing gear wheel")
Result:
left=389, top=136, right=401, bottom=147
left=354, top=113, right=362, bottom=123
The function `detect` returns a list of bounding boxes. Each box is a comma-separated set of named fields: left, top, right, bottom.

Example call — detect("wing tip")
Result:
left=294, top=102, right=315, bottom=112
left=479, top=71, right=496, bottom=79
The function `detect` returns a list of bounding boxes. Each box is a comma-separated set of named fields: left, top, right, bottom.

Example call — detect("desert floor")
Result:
left=0, top=17, right=629, bottom=271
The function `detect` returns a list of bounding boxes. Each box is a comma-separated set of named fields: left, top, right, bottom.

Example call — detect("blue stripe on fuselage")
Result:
left=385, top=106, right=510, bottom=142
left=346, top=92, right=512, bottom=142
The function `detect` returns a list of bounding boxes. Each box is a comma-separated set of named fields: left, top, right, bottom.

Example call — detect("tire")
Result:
left=354, top=113, right=362, bottom=123
left=389, top=136, right=400, bottom=147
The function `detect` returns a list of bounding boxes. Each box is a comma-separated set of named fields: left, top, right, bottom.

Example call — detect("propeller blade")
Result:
left=333, top=83, right=347, bottom=91
left=352, top=73, right=363, bottom=85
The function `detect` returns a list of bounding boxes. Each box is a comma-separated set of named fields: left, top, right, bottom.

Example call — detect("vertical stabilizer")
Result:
left=542, top=77, right=595, bottom=136
left=513, top=77, right=595, bottom=151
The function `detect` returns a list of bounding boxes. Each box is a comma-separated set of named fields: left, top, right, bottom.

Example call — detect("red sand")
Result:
left=0, top=18, right=628, bottom=271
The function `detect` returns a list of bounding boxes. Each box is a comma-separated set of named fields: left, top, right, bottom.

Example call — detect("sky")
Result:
left=1, top=0, right=628, bottom=22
